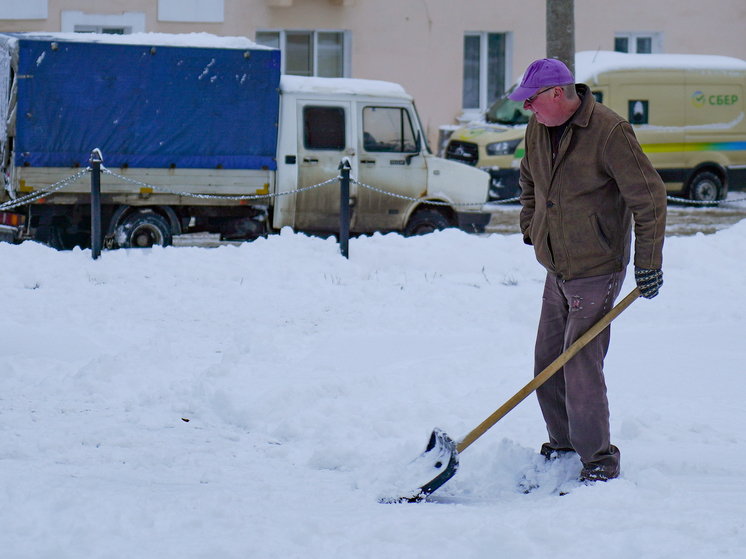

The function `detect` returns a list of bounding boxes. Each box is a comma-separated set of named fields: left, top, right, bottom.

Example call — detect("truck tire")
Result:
left=34, top=215, right=79, bottom=250
left=115, top=210, right=172, bottom=248
left=404, top=208, right=451, bottom=236
left=688, top=171, right=723, bottom=203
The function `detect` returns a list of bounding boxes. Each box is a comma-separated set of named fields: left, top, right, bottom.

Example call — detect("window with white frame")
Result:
left=61, top=11, right=146, bottom=34
left=0, top=0, right=47, bottom=19
left=463, top=32, right=511, bottom=115
left=255, top=30, right=350, bottom=78
left=614, top=32, right=663, bottom=54
left=74, top=26, right=126, bottom=35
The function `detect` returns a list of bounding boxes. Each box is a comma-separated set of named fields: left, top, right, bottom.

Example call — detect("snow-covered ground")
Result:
left=2, top=221, right=745, bottom=558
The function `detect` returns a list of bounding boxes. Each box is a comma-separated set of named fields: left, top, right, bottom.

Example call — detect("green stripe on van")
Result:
left=512, top=141, right=746, bottom=160
left=641, top=141, right=746, bottom=153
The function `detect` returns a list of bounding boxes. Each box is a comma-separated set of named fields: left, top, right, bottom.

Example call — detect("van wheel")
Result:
left=404, top=208, right=451, bottom=236
left=688, top=171, right=722, bottom=203
left=115, top=210, right=172, bottom=248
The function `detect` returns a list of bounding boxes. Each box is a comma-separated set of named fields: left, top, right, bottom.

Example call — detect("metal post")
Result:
left=90, top=149, right=103, bottom=260
left=546, top=0, right=575, bottom=76
left=339, top=158, right=351, bottom=259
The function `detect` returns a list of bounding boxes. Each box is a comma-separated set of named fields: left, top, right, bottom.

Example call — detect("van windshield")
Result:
left=484, top=85, right=532, bottom=126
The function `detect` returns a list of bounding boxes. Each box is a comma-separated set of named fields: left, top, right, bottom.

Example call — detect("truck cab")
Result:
left=275, top=76, right=491, bottom=236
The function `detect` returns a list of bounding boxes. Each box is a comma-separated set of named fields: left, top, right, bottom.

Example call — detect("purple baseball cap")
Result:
left=508, top=58, right=575, bottom=102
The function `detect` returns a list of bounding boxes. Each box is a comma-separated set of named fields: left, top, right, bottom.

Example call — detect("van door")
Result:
left=354, top=104, right=427, bottom=233
left=684, top=77, right=745, bottom=168
left=295, top=100, right=356, bottom=232
left=614, top=72, right=685, bottom=186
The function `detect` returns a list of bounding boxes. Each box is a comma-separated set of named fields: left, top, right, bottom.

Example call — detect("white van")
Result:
left=445, top=51, right=746, bottom=203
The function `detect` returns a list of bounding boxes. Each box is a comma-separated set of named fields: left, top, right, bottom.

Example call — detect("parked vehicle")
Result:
left=445, top=50, right=746, bottom=203
left=0, top=32, right=490, bottom=249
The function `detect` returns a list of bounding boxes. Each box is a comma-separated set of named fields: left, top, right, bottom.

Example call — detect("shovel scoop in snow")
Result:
left=383, top=288, right=641, bottom=503
left=380, top=428, right=459, bottom=503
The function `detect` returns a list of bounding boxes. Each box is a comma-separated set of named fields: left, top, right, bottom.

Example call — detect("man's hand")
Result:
left=635, top=267, right=663, bottom=299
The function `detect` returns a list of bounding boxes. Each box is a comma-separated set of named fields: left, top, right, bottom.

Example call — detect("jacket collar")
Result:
left=569, top=83, right=594, bottom=128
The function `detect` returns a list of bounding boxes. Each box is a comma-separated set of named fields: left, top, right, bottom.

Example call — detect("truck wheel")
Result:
left=404, top=208, right=451, bottom=236
left=35, top=224, right=66, bottom=250
left=688, top=171, right=722, bottom=203
left=115, top=210, right=172, bottom=248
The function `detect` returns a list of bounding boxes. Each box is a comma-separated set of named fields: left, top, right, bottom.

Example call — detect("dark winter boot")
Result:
left=540, top=443, right=576, bottom=461
left=579, top=464, right=620, bottom=482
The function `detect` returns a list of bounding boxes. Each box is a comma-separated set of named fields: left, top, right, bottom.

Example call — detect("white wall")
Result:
left=158, top=0, right=224, bottom=23
left=0, top=0, right=48, bottom=19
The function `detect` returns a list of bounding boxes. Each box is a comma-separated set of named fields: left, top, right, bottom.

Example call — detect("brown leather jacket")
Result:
left=519, top=84, right=667, bottom=280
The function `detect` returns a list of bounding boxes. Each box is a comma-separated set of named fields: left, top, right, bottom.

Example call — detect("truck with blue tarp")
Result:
left=0, top=32, right=490, bottom=248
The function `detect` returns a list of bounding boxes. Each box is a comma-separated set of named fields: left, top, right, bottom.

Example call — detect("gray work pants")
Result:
left=534, top=270, right=625, bottom=475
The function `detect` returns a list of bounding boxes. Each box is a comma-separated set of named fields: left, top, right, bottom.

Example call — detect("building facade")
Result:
left=2, top=0, right=745, bottom=150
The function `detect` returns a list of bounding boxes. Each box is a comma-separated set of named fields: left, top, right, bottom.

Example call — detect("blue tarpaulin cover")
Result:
left=13, top=36, right=281, bottom=170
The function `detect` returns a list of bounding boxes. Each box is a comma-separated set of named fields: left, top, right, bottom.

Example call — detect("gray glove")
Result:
left=635, top=267, right=663, bottom=299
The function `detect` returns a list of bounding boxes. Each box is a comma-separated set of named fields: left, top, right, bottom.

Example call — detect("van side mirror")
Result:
left=406, top=131, right=422, bottom=165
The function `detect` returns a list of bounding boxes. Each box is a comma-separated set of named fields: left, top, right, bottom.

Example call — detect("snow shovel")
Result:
left=386, top=286, right=641, bottom=503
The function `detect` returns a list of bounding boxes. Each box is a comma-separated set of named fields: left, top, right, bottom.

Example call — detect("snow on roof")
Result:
left=576, top=50, right=746, bottom=83
left=2, top=31, right=272, bottom=51
left=512, top=51, right=746, bottom=87
left=280, top=75, right=411, bottom=100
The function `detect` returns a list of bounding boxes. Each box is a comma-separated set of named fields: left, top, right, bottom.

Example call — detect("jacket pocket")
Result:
left=537, top=233, right=556, bottom=270
left=589, top=213, right=613, bottom=253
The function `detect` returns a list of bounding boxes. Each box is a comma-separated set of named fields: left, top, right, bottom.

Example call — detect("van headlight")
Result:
left=486, top=139, right=522, bottom=156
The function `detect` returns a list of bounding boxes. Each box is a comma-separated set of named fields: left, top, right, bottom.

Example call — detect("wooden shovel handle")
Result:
left=456, top=287, right=641, bottom=453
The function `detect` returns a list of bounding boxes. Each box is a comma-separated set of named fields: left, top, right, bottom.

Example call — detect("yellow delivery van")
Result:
left=445, top=51, right=746, bottom=202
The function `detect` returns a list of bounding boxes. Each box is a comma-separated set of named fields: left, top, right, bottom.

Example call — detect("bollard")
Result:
left=339, top=158, right=351, bottom=259
left=90, top=149, right=103, bottom=260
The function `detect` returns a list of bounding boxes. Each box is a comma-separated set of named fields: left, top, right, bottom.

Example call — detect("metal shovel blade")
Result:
left=381, top=428, right=459, bottom=503
left=381, top=288, right=641, bottom=504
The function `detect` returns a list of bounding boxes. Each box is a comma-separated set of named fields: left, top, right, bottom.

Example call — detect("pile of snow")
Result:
left=1, top=222, right=745, bottom=557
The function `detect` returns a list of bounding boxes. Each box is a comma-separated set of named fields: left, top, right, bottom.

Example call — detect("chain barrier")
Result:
left=102, top=167, right=497, bottom=207
left=101, top=167, right=341, bottom=200
left=0, top=167, right=91, bottom=211
left=666, top=194, right=746, bottom=206
left=484, top=196, right=521, bottom=204
left=350, top=177, right=497, bottom=206
left=4, top=163, right=743, bottom=211
left=353, top=175, right=745, bottom=208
